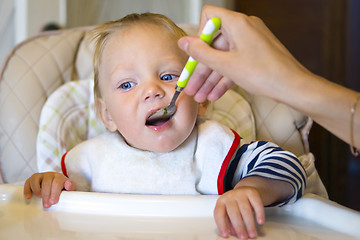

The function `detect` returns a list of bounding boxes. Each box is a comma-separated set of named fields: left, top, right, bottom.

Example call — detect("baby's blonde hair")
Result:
left=90, top=13, right=188, bottom=99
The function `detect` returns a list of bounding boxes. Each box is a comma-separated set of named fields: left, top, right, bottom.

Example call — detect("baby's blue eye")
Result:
left=161, top=74, right=176, bottom=81
left=119, top=82, right=135, bottom=90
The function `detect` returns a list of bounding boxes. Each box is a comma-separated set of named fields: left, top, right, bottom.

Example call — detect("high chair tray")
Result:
left=0, top=184, right=359, bottom=239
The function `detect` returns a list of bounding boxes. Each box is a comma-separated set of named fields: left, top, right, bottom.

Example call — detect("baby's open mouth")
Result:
left=145, top=115, right=171, bottom=126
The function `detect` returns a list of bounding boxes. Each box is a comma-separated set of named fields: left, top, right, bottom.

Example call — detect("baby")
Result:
left=25, top=13, right=308, bottom=239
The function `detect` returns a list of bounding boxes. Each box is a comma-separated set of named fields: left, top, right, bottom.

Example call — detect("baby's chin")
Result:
left=126, top=139, right=181, bottom=153
left=140, top=143, right=180, bottom=153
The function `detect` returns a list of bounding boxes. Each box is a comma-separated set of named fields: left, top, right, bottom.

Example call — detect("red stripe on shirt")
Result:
left=61, top=151, right=69, bottom=178
left=217, top=129, right=241, bottom=195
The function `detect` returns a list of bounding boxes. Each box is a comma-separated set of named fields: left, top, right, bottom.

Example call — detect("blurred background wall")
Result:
left=0, top=0, right=234, bottom=69
left=234, top=0, right=360, bottom=211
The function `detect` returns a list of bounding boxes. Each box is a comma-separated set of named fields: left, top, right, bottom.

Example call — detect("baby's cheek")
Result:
left=184, top=96, right=199, bottom=116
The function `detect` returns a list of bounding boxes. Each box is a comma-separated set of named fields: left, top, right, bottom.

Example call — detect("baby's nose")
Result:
left=143, top=83, right=165, bottom=101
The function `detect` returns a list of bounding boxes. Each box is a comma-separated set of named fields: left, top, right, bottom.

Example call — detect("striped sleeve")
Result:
left=222, top=141, right=306, bottom=206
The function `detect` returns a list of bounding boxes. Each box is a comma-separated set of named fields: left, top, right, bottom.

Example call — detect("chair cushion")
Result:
left=0, top=29, right=86, bottom=183
left=37, top=79, right=105, bottom=172
left=36, top=79, right=255, bottom=172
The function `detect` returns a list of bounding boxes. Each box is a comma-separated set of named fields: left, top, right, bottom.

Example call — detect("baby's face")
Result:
left=98, top=24, right=198, bottom=152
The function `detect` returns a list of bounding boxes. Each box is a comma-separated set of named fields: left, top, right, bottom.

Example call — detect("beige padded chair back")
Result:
left=0, top=26, right=311, bottom=184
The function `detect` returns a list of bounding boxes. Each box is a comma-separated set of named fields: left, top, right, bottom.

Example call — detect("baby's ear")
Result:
left=96, top=98, right=117, bottom=132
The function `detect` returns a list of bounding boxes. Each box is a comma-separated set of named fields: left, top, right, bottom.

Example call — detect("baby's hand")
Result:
left=214, top=186, right=265, bottom=239
left=24, top=172, right=76, bottom=208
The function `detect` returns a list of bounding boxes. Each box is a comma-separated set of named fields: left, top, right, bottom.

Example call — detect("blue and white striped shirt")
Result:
left=225, top=141, right=306, bottom=206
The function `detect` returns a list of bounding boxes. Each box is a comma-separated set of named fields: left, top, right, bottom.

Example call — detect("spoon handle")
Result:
left=176, top=18, right=221, bottom=89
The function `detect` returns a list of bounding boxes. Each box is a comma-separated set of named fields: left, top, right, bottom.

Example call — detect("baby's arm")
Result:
left=24, top=172, right=76, bottom=208
left=215, top=140, right=306, bottom=239
left=214, top=176, right=293, bottom=239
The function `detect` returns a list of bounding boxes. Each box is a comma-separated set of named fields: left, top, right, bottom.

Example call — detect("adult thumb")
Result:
left=178, top=36, right=228, bottom=73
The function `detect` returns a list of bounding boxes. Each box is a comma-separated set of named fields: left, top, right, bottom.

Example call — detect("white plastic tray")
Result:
left=0, top=184, right=359, bottom=239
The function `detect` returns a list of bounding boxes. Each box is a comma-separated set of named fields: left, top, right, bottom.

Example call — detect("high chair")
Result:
left=1, top=23, right=360, bottom=240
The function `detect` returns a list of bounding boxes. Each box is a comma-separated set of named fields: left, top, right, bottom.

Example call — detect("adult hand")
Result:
left=178, top=5, right=309, bottom=103
left=181, top=26, right=233, bottom=103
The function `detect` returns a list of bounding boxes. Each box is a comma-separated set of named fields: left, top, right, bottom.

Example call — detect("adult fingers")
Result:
left=181, top=34, right=230, bottom=101
left=192, top=71, right=233, bottom=102
left=198, top=5, right=238, bottom=35
left=207, top=77, right=234, bottom=101
left=178, top=36, right=233, bottom=82
left=184, top=62, right=212, bottom=97
left=193, top=70, right=223, bottom=103
left=212, top=32, right=230, bottom=51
